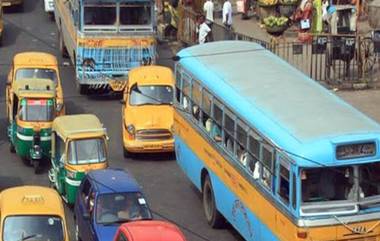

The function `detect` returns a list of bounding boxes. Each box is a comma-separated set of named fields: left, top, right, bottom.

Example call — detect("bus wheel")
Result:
left=9, top=143, right=15, bottom=153
left=202, top=175, right=225, bottom=228
left=59, top=30, right=69, bottom=58
left=77, top=84, right=88, bottom=95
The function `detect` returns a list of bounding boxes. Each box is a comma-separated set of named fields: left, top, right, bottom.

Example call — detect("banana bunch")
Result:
left=263, top=16, right=289, bottom=27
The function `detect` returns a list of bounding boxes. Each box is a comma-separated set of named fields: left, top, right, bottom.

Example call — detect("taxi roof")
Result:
left=128, top=65, right=174, bottom=87
left=52, top=114, right=106, bottom=140
left=120, top=221, right=186, bottom=241
left=0, top=186, right=65, bottom=217
left=88, top=169, right=141, bottom=194
left=13, top=52, right=58, bottom=68
left=13, top=78, right=56, bottom=98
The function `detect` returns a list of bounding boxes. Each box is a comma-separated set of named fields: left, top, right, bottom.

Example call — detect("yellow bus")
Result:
left=54, top=0, right=157, bottom=95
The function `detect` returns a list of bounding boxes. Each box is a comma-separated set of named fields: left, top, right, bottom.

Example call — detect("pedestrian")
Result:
left=222, top=0, right=233, bottom=29
left=198, top=15, right=211, bottom=44
left=203, top=0, right=214, bottom=24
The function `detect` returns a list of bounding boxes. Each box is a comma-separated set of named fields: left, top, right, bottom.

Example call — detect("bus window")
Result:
left=224, top=111, right=235, bottom=155
left=120, top=3, right=151, bottom=25
left=182, top=75, right=191, bottom=112
left=175, top=68, right=182, bottom=103
left=201, top=90, right=212, bottom=129
left=248, top=132, right=261, bottom=179
left=211, top=101, right=223, bottom=143
left=301, top=166, right=353, bottom=203
left=236, top=120, right=248, bottom=167
left=292, top=173, right=297, bottom=209
left=278, top=160, right=290, bottom=205
left=261, top=145, right=274, bottom=190
left=359, top=162, right=380, bottom=199
left=192, top=81, right=201, bottom=121
left=84, top=4, right=116, bottom=26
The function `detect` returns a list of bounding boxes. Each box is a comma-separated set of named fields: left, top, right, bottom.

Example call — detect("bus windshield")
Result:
left=129, top=85, right=173, bottom=106
left=120, top=3, right=151, bottom=25
left=19, top=99, right=55, bottom=122
left=15, top=68, right=58, bottom=85
left=3, top=216, right=64, bottom=241
left=84, top=4, right=116, bottom=26
left=68, top=138, right=106, bottom=165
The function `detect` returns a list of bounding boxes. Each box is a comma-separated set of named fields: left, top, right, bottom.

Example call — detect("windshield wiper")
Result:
left=102, top=218, right=131, bottom=226
left=20, top=233, right=42, bottom=241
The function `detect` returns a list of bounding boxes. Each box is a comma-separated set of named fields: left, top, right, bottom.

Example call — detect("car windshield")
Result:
left=15, top=68, right=58, bottom=85
left=18, top=99, right=55, bottom=122
left=96, top=192, right=152, bottom=224
left=68, top=138, right=106, bottom=165
left=129, top=85, right=173, bottom=106
left=3, top=216, right=64, bottom=241
left=84, top=4, right=116, bottom=26
left=120, top=3, right=151, bottom=25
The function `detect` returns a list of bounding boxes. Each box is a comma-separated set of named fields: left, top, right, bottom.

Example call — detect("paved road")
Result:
left=0, top=1, right=243, bottom=241
left=1, top=1, right=380, bottom=241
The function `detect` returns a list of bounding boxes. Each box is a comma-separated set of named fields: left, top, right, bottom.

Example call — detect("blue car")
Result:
left=74, top=168, right=153, bottom=241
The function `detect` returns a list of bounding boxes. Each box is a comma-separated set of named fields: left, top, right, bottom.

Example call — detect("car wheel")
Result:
left=202, top=174, right=225, bottom=228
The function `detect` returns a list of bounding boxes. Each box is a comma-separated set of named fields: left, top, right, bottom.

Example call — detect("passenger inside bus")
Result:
left=205, top=118, right=221, bottom=142
left=192, top=105, right=200, bottom=120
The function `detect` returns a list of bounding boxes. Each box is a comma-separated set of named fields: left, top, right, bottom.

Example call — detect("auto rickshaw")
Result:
left=48, top=114, right=109, bottom=205
left=6, top=52, right=65, bottom=116
left=7, top=78, right=57, bottom=173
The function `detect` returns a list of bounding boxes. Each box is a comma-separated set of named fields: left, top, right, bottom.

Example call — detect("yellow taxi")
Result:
left=6, top=52, right=65, bottom=116
left=0, top=186, right=69, bottom=241
left=1, top=0, right=22, bottom=8
left=121, top=65, right=174, bottom=157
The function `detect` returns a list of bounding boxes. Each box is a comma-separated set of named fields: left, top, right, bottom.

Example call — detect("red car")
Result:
left=113, top=220, right=187, bottom=241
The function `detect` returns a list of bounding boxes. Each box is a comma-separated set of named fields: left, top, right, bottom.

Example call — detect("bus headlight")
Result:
left=127, top=124, right=135, bottom=135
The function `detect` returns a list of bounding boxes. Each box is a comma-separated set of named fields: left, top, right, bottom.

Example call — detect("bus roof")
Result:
left=13, top=52, right=58, bottom=68
left=52, top=114, right=106, bottom=140
left=14, top=78, right=56, bottom=98
left=128, top=65, right=174, bottom=87
left=0, top=186, right=65, bottom=217
left=177, top=41, right=380, bottom=167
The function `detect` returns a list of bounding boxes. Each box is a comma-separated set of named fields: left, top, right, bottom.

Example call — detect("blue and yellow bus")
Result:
left=54, top=0, right=156, bottom=94
left=174, top=41, right=380, bottom=241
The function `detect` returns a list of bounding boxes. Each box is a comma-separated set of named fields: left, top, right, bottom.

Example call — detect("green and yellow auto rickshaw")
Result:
left=6, top=78, right=57, bottom=173
left=48, top=114, right=109, bottom=205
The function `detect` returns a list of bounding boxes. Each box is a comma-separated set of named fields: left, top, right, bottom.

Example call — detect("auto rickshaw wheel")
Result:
left=360, top=37, right=375, bottom=73
left=77, top=83, right=89, bottom=95
left=9, top=143, right=15, bottom=153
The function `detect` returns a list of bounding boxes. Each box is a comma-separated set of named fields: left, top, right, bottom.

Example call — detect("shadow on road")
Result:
left=1, top=21, right=21, bottom=48
left=0, top=176, right=23, bottom=191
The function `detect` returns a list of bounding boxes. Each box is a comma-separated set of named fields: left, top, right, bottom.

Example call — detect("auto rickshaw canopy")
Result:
left=13, top=52, right=58, bottom=69
left=52, top=114, right=107, bottom=141
left=12, top=78, right=56, bottom=99
left=0, top=186, right=65, bottom=217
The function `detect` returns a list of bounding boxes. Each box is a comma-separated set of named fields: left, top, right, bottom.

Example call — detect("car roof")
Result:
left=13, top=78, right=56, bottom=98
left=120, top=221, right=186, bottom=241
left=0, top=186, right=65, bottom=217
left=88, top=169, right=141, bottom=194
left=128, top=65, right=174, bottom=87
left=13, top=52, right=58, bottom=68
left=52, top=114, right=106, bottom=140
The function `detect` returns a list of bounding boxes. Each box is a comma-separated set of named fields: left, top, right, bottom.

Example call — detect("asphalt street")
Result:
left=2, top=1, right=380, bottom=241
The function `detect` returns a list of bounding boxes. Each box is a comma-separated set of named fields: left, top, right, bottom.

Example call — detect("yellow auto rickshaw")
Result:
left=7, top=78, right=58, bottom=173
left=6, top=52, right=65, bottom=116
left=48, top=114, right=109, bottom=205
left=0, top=186, right=70, bottom=241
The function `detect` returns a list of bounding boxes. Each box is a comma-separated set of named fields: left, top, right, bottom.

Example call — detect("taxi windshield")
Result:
left=15, top=68, right=58, bottom=85
left=129, top=85, right=173, bottom=106
left=68, top=138, right=106, bottom=165
left=3, top=215, right=64, bottom=241
left=19, top=99, right=54, bottom=122
left=96, top=192, right=152, bottom=224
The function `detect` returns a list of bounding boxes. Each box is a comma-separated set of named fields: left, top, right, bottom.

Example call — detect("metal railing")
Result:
left=177, top=6, right=380, bottom=86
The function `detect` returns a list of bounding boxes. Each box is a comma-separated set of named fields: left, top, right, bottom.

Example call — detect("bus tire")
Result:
left=202, top=175, right=225, bottom=229
left=78, top=84, right=88, bottom=95
left=59, top=30, right=69, bottom=58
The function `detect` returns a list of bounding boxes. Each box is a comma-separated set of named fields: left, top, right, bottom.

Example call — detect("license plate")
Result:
left=144, top=144, right=160, bottom=149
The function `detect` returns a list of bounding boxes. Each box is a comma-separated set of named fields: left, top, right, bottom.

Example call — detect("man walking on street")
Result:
left=203, top=0, right=214, bottom=24
left=222, top=0, right=233, bottom=40
left=198, top=15, right=211, bottom=44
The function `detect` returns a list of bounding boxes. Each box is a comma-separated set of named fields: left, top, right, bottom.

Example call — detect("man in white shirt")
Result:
left=198, top=15, right=211, bottom=44
left=203, top=0, right=214, bottom=24
left=222, top=0, right=233, bottom=29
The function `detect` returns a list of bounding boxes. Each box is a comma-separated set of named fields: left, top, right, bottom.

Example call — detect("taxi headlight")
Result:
left=127, top=124, right=135, bottom=135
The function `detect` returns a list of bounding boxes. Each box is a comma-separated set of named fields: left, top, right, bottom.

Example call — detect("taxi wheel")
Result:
left=123, top=147, right=134, bottom=158
left=9, top=143, right=15, bottom=153
left=202, top=175, right=225, bottom=229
